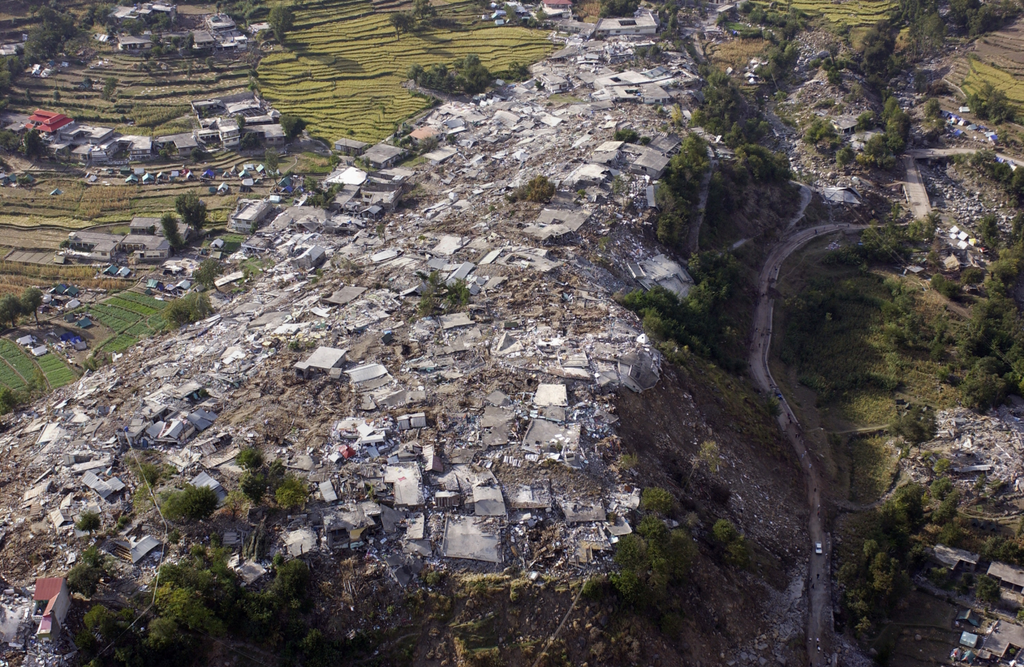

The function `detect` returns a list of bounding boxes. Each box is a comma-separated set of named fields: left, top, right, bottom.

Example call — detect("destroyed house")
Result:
left=323, top=506, right=375, bottom=548
left=112, top=535, right=162, bottom=564
left=294, top=347, right=347, bottom=378
left=296, top=245, right=326, bottom=270
left=33, top=578, right=71, bottom=640
left=630, top=148, right=670, bottom=179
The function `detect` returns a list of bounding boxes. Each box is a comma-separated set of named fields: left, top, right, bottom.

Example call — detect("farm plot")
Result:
left=0, top=339, right=40, bottom=385
left=36, top=353, right=77, bottom=389
left=82, top=292, right=167, bottom=336
left=258, top=0, right=553, bottom=141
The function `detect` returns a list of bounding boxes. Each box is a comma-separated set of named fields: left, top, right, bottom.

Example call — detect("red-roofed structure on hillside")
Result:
left=26, top=110, right=75, bottom=135
left=32, top=577, right=71, bottom=640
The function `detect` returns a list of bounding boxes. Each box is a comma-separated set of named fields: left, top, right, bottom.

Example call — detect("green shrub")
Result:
left=162, top=484, right=219, bottom=521
left=641, top=487, right=674, bottom=514
left=275, top=475, right=308, bottom=509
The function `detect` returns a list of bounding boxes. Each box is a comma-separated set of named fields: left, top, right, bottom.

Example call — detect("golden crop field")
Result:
left=754, top=0, right=896, bottom=26
left=257, top=0, right=554, bottom=142
left=962, top=57, right=1024, bottom=104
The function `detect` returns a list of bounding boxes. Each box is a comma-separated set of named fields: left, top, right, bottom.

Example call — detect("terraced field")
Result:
left=0, top=148, right=269, bottom=227
left=960, top=20, right=1024, bottom=105
left=12, top=50, right=253, bottom=134
left=759, top=0, right=896, bottom=26
left=962, top=57, right=1024, bottom=103
left=258, top=0, right=553, bottom=141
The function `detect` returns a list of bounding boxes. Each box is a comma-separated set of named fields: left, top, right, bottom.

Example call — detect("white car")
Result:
left=814, top=542, right=823, bottom=555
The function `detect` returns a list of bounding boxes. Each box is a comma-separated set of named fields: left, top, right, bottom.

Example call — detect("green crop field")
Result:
left=258, top=0, right=553, bottom=141
left=0, top=358, right=27, bottom=392
left=963, top=57, right=1024, bottom=104
left=79, top=290, right=167, bottom=338
left=0, top=339, right=40, bottom=383
left=36, top=353, right=77, bottom=388
left=100, top=334, right=138, bottom=353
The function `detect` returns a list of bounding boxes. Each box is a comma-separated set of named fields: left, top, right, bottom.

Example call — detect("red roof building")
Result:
left=25, top=110, right=75, bottom=135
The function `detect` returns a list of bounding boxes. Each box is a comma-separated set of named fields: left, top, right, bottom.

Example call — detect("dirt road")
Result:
left=748, top=222, right=868, bottom=666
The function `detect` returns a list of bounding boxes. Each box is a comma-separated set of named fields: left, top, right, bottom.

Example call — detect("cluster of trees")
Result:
left=164, top=292, right=213, bottom=326
left=857, top=97, right=910, bottom=170
left=966, top=82, right=1016, bottom=124
left=738, top=2, right=806, bottom=40
left=965, top=150, right=1024, bottom=204
left=75, top=545, right=364, bottom=667
left=812, top=212, right=1024, bottom=411
left=268, top=4, right=295, bottom=41
left=237, top=447, right=309, bottom=509
left=620, top=251, right=743, bottom=368
left=948, top=0, right=1015, bottom=36
left=589, top=485, right=696, bottom=637
left=653, top=134, right=709, bottom=251
left=388, top=0, right=442, bottom=37
left=25, top=7, right=79, bottom=63
left=838, top=485, right=924, bottom=636
left=600, top=0, right=640, bottom=17
left=897, top=0, right=945, bottom=56
left=0, top=287, right=43, bottom=330
left=408, top=55, right=493, bottom=96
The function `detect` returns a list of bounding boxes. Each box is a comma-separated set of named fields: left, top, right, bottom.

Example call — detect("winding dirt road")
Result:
left=748, top=221, right=868, bottom=666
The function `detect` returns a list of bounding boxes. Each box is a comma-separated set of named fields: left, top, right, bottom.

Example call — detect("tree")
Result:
left=76, top=511, right=101, bottom=534
left=264, top=148, right=279, bottom=173
left=280, top=115, right=306, bottom=139
left=275, top=475, right=308, bottom=508
left=160, top=212, right=185, bottom=250
left=389, top=12, right=413, bottom=38
left=23, top=129, right=44, bottom=158
left=976, top=574, right=1001, bottom=604
left=20, top=287, right=42, bottom=325
left=194, top=259, right=222, bottom=290
left=161, top=484, right=219, bottom=521
left=413, top=0, right=436, bottom=21
left=240, top=471, right=268, bottom=504
left=175, top=192, right=207, bottom=233
left=0, top=294, right=22, bottom=328
left=268, top=4, right=295, bottom=41
left=101, top=76, right=118, bottom=101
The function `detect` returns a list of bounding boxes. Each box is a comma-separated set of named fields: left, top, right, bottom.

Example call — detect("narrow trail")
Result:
left=686, top=146, right=718, bottom=254
left=748, top=220, right=869, bottom=667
